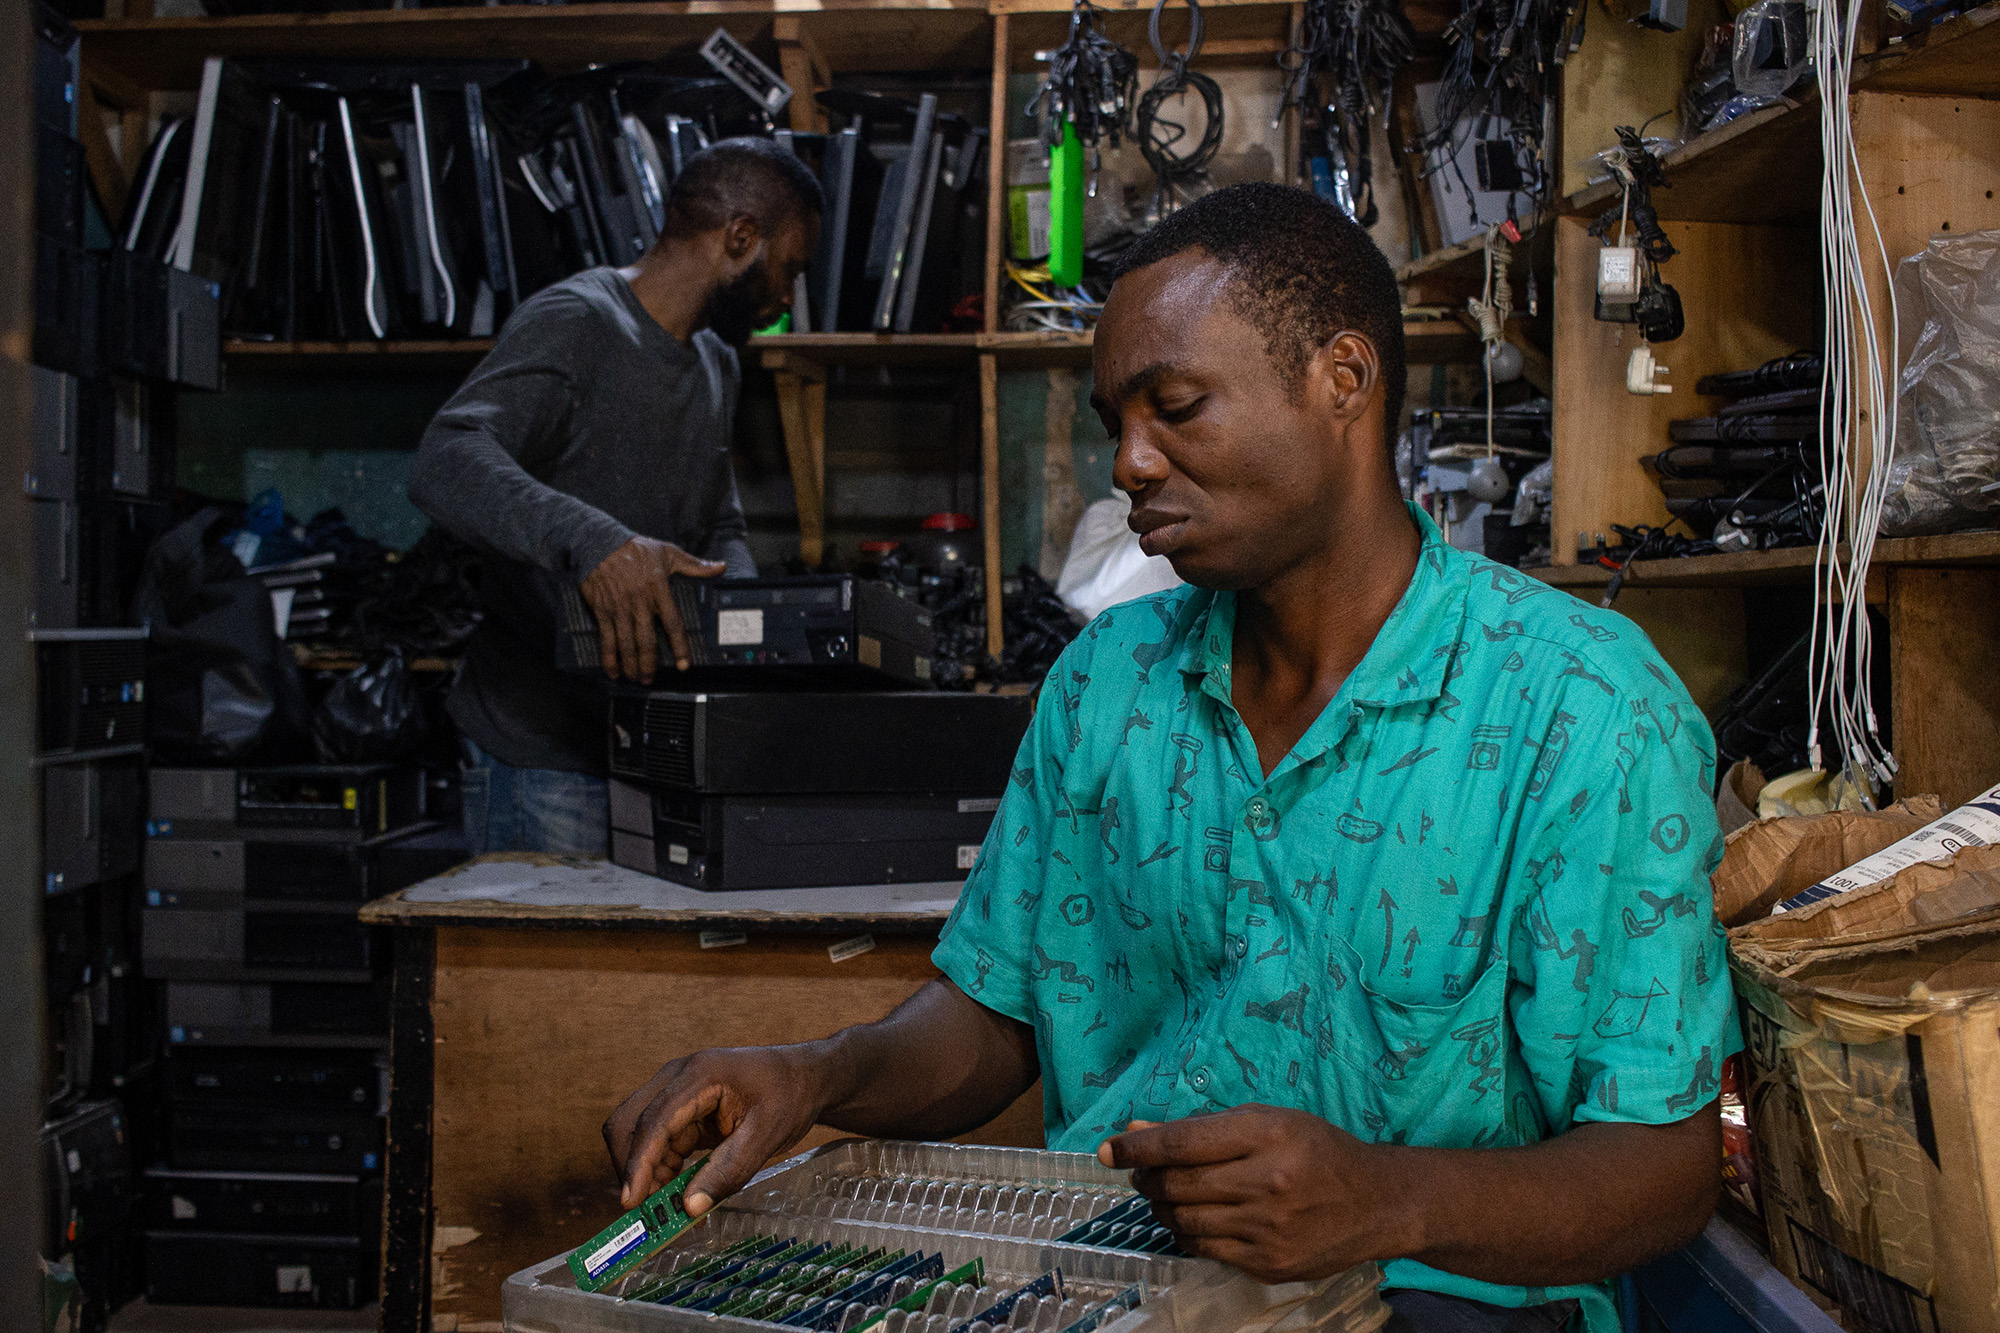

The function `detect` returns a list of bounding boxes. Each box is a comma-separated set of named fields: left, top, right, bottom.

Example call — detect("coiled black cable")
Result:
left=1137, top=0, right=1224, bottom=212
left=1280, top=0, right=1415, bottom=225
left=1028, top=0, right=1140, bottom=149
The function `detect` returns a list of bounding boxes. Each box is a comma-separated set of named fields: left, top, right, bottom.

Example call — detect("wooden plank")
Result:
left=773, top=17, right=830, bottom=134
left=1858, top=0, right=2000, bottom=96
left=1548, top=215, right=1817, bottom=565
left=1849, top=91, right=2000, bottom=480
left=985, top=12, right=1009, bottom=336
left=773, top=369, right=826, bottom=567
left=1562, top=100, right=1824, bottom=227
left=76, top=3, right=993, bottom=93
left=380, top=927, right=436, bottom=1333
left=226, top=338, right=492, bottom=356
left=1002, top=2, right=1290, bottom=70
left=1557, top=0, right=1713, bottom=199
left=1530, top=529, right=2000, bottom=588
left=981, top=352, right=1004, bottom=657
left=1890, top=567, right=2000, bottom=808
left=1607, top=588, right=1747, bottom=719
left=750, top=332, right=981, bottom=366
left=424, top=926, right=1045, bottom=1330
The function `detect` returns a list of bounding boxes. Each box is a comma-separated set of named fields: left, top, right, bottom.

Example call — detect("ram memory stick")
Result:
left=676, top=1241, right=818, bottom=1310
left=948, top=1269, right=1066, bottom=1333
left=852, top=1257, right=985, bottom=1332
left=1057, top=1283, right=1145, bottom=1333
left=777, top=1253, right=914, bottom=1328
left=831, top=1252, right=945, bottom=1324
left=627, top=1235, right=771, bottom=1302
left=568, top=1157, right=710, bottom=1292
left=1057, top=1195, right=1151, bottom=1247
left=644, top=1224, right=792, bottom=1296
left=774, top=1250, right=904, bottom=1326
left=725, top=1246, right=869, bottom=1321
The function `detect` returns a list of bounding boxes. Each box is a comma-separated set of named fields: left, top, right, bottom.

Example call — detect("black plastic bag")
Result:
left=312, top=650, right=427, bottom=763
left=133, top=508, right=312, bottom=762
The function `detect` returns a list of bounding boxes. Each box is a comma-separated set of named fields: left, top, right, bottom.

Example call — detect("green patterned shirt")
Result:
left=933, top=506, right=1738, bottom=1327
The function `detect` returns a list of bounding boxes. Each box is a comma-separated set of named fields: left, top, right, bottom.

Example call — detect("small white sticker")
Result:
left=584, top=1219, right=648, bottom=1278
left=957, top=845, right=981, bottom=870
left=717, top=608, right=764, bottom=646
left=67, top=1150, right=81, bottom=1173
left=172, top=1196, right=197, bottom=1220
left=828, top=934, right=876, bottom=964
left=668, top=844, right=691, bottom=866
left=957, top=798, right=1001, bottom=814
left=275, top=1266, right=315, bottom=1294
left=700, top=931, right=747, bottom=949
left=914, top=656, right=932, bottom=680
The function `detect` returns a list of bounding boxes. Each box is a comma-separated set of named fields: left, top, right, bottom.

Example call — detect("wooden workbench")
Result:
left=359, top=856, right=1044, bottom=1333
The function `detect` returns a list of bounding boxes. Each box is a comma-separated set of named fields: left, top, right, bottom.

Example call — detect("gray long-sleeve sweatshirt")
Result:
left=408, top=267, right=756, bottom=775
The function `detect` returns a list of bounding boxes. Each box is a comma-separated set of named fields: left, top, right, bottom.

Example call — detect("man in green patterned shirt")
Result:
left=607, top=184, right=1737, bottom=1332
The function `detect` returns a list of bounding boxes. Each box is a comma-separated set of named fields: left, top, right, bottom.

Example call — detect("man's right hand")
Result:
left=579, top=537, right=726, bottom=682
left=603, top=1045, right=829, bottom=1215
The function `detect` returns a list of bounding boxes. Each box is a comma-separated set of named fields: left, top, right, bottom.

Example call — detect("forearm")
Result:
left=805, top=979, right=1039, bottom=1140
left=410, top=424, right=632, bottom=578
left=1382, top=1105, right=1721, bottom=1286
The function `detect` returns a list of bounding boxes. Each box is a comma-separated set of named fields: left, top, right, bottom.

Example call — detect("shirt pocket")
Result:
left=1313, top=932, right=1514, bottom=1148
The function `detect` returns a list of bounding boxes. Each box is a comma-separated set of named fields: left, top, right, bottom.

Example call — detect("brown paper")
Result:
left=1710, top=795, right=1945, bottom=927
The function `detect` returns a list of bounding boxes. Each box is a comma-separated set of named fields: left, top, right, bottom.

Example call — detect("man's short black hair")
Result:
left=1113, top=182, right=1406, bottom=435
left=664, top=137, right=824, bottom=240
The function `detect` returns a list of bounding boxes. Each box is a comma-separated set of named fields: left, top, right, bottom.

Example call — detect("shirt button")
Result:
left=1188, top=1066, right=1211, bottom=1092
left=1247, top=798, right=1268, bottom=817
left=1230, top=936, right=1247, bottom=959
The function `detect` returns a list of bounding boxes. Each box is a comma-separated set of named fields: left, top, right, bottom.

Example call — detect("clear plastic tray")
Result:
left=502, top=1140, right=1389, bottom=1333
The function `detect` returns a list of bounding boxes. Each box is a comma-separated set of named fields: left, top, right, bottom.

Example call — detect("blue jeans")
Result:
left=459, top=740, right=608, bottom=857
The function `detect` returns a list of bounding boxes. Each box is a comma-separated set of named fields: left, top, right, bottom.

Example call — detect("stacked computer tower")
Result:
left=33, top=18, right=161, bottom=1331
left=138, top=764, right=458, bottom=1308
left=590, top=575, right=1033, bottom=891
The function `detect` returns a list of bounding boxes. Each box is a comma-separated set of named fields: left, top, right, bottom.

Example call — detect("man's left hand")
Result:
left=1100, top=1105, right=1413, bottom=1285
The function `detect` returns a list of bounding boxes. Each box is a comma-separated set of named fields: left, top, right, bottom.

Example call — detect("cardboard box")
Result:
left=1713, top=797, right=1943, bottom=927
left=1728, top=818, right=2000, bottom=1333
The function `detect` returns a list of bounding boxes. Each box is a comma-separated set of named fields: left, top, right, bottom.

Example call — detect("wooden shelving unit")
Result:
left=1546, top=0, right=2000, bottom=810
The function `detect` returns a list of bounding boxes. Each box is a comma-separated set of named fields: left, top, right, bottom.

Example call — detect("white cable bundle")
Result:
left=1807, top=0, right=1900, bottom=801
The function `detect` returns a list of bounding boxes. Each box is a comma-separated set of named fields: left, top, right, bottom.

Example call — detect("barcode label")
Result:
left=583, top=1218, right=648, bottom=1279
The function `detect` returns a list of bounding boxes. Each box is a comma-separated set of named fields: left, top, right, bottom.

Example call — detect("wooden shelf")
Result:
left=976, top=323, right=1483, bottom=366
left=77, top=0, right=993, bottom=94
left=227, top=338, right=494, bottom=356
left=1857, top=1, right=2000, bottom=96
left=1563, top=99, right=1824, bottom=227
left=1531, top=530, right=2000, bottom=589
left=752, top=332, right=982, bottom=370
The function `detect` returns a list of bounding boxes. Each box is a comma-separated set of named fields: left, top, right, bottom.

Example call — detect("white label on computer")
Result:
left=958, top=845, right=981, bottom=870
left=717, top=608, right=764, bottom=646
left=668, top=844, right=691, bottom=866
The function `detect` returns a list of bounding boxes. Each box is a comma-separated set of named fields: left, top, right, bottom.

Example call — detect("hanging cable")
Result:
left=1806, top=0, right=1899, bottom=800
left=1466, top=225, right=1513, bottom=457
left=1279, top=0, right=1415, bottom=226
left=1137, top=0, right=1224, bottom=216
left=1028, top=0, right=1140, bottom=151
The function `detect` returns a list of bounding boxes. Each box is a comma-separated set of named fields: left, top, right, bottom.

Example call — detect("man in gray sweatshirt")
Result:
left=408, top=139, right=821, bottom=855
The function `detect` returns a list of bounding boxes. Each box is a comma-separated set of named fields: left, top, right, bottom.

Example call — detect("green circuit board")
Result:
left=568, top=1157, right=709, bottom=1293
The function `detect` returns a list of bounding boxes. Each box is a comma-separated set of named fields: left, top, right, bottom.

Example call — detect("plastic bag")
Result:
left=133, top=507, right=312, bottom=762
left=1731, top=0, right=1810, bottom=102
left=313, top=649, right=427, bottom=763
left=1881, top=228, right=2000, bottom=536
left=1055, top=492, right=1182, bottom=621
